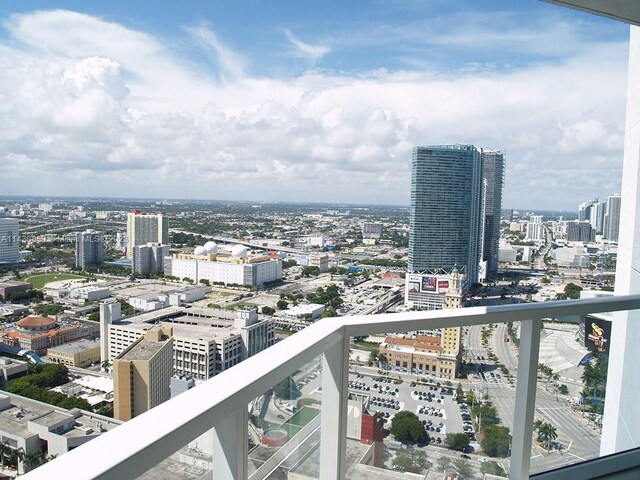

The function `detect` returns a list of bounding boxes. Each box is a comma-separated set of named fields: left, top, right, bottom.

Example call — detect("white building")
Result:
left=107, top=306, right=275, bottom=380
left=132, top=243, right=169, bottom=274
left=282, top=303, right=326, bottom=320
left=361, top=222, right=383, bottom=239
left=0, top=218, right=19, bottom=264
left=525, top=215, right=544, bottom=242
left=165, top=244, right=282, bottom=288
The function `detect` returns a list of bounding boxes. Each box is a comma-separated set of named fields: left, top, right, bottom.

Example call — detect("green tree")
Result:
left=480, top=424, right=511, bottom=457
left=276, top=299, right=289, bottom=310
left=273, top=377, right=300, bottom=399
left=538, top=422, right=558, bottom=451
left=445, top=433, right=470, bottom=452
left=452, top=458, right=474, bottom=479
left=481, top=460, right=506, bottom=476
left=390, top=411, right=429, bottom=445
left=261, top=306, right=275, bottom=315
left=392, top=450, right=413, bottom=471
left=437, top=456, right=452, bottom=472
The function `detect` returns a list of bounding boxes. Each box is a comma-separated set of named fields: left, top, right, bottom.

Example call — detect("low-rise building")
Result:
left=0, top=392, right=120, bottom=474
left=48, top=339, right=101, bottom=368
left=165, top=246, right=282, bottom=288
left=0, top=316, right=99, bottom=356
left=0, top=281, right=32, bottom=301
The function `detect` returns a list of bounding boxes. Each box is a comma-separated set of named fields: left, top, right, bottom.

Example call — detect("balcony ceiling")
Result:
left=542, top=0, right=640, bottom=26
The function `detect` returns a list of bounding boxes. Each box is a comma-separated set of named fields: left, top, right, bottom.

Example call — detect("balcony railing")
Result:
left=22, top=294, right=640, bottom=480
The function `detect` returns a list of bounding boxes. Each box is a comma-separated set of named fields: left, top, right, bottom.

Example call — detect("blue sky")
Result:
left=0, top=1, right=631, bottom=209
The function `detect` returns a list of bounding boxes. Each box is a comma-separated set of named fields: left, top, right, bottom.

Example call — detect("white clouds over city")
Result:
left=0, top=9, right=629, bottom=209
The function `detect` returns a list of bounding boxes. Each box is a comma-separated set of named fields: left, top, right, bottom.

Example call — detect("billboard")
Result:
left=421, top=276, right=436, bottom=292
left=407, top=282, right=420, bottom=294
left=437, top=280, right=449, bottom=294
left=584, top=317, right=611, bottom=354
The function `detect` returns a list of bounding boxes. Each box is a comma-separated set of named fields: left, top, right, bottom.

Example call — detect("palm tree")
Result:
left=533, top=419, right=544, bottom=441
left=538, top=423, right=558, bottom=451
left=24, top=450, right=48, bottom=471
left=101, top=360, right=111, bottom=373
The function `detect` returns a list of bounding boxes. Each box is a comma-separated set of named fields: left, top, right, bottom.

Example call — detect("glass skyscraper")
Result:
left=481, top=150, right=505, bottom=279
left=408, top=145, right=483, bottom=302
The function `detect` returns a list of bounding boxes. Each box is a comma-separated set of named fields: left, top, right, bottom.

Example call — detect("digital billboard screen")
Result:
left=585, top=317, right=611, bottom=354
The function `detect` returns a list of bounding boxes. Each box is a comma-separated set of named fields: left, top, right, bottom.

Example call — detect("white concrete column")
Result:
left=601, top=25, right=640, bottom=455
left=212, top=407, right=248, bottom=479
left=510, top=318, right=541, bottom=480
left=320, top=335, right=349, bottom=480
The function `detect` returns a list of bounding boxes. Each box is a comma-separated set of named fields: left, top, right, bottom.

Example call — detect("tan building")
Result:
left=380, top=270, right=464, bottom=380
left=48, top=339, right=101, bottom=368
left=126, top=210, right=169, bottom=257
left=113, top=326, right=173, bottom=421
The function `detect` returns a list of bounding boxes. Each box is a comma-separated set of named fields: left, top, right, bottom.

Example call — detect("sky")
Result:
left=0, top=1, right=631, bottom=210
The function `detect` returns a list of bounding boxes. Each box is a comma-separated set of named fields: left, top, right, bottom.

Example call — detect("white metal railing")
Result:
left=21, top=294, right=640, bottom=480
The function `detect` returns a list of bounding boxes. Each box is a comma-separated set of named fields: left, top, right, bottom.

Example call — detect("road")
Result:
left=464, top=324, right=601, bottom=475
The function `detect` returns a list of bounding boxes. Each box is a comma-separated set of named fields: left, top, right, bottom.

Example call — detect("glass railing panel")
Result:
left=248, top=355, right=323, bottom=480
left=345, top=330, right=490, bottom=479
left=526, top=314, right=609, bottom=476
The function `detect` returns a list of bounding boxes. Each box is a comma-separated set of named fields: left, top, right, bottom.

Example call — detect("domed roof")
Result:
left=231, top=244, right=249, bottom=258
left=203, top=241, right=218, bottom=254
left=17, top=316, right=56, bottom=329
left=193, top=246, right=207, bottom=256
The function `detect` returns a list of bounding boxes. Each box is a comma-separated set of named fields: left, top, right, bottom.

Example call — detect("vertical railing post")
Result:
left=510, top=318, right=542, bottom=480
left=212, top=407, right=248, bottom=479
left=320, top=333, right=350, bottom=480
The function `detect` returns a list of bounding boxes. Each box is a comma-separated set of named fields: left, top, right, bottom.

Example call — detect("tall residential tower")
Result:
left=405, top=144, right=483, bottom=310
left=481, top=150, right=505, bottom=279
left=126, top=211, right=169, bottom=257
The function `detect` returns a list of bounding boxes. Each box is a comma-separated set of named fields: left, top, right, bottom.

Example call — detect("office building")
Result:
left=604, top=194, right=622, bottom=242
left=75, top=230, right=104, bottom=269
left=0, top=218, right=19, bottom=264
left=132, top=243, right=169, bottom=274
left=126, top=210, right=169, bottom=257
left=48, top=339, right=101, bottom=368
left=481, top=150, right=505, bottom=279
left=566, top=220, right=596, bottom=243
left=361, top=222, right=383, bottom=239
left=100, top=299, right=122, bottom=363
left=113, top=325, right=173, bottom=421
left=107, top=306, right=275, bottom=380
left=525, top=215, right=544, bottom=242
left=165, top=244, right=282, bottom=289
left=406, top=145, right=483, bottom=310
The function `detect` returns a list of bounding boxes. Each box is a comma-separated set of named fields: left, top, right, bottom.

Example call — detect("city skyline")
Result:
left=0, top=2, right=629, bottom=209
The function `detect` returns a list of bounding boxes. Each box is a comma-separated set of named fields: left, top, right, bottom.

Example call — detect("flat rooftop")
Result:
left=119, top=338, right=169, bottom=361
left=48, top=339, right=100, bottom=354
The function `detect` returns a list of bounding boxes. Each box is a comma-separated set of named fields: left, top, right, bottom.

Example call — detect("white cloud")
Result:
left=0, top=9, right=629, bottom=209
left=284, top=28, right=330, bottom=63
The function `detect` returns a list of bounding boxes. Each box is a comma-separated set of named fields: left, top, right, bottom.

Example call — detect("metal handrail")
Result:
left=21, top=294, right=640, bottom=480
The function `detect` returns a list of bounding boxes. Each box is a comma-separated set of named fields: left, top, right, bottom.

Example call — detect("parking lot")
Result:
left=346, top=372, right=473, bottom=447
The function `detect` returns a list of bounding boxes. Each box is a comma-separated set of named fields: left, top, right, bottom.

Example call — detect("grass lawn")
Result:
left=24, top=273, right=86, bottom=289
left=282, top=405, right=320, bottom=437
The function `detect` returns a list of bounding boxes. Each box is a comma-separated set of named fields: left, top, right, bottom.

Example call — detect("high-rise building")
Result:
left=361, top=222, right=383, bottom=239
left=75, top=230, right=104, bottom=270
left=590, top=201, right=606, bottom=234
left=481, top=150, right=505, bottom=279
left=604, top=194, right=622, bottom=242
left=113, top=325, right=173, bottom=421
left=126, top=211, right=169, bottom=257
left=566, top=220, right=596, bottom=243
left=406, top=145, right=483, bottom=310
left=132, top=243, right=169, bottom=274
left=525, top=215, right=544, bottom=242
left=0, top=218, right=19, bottom=265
